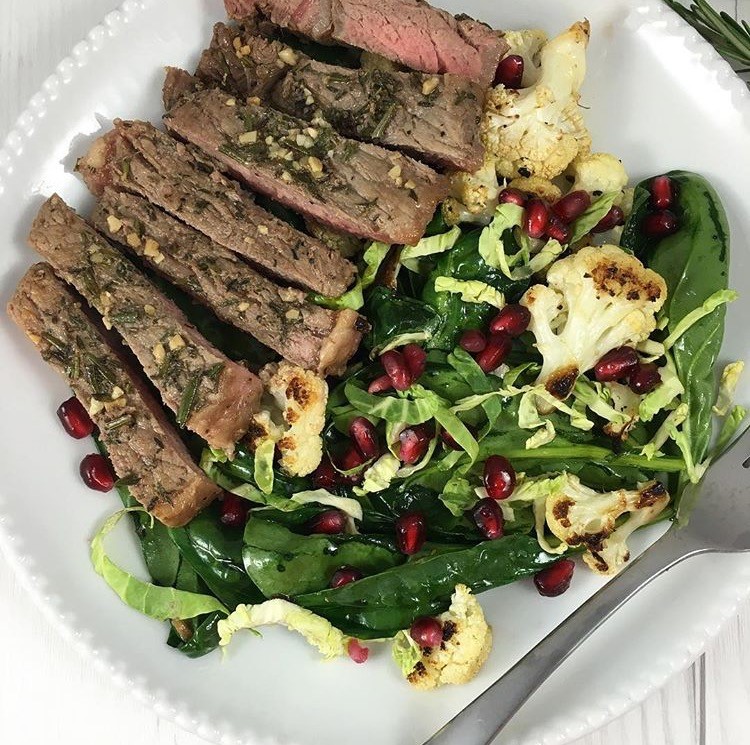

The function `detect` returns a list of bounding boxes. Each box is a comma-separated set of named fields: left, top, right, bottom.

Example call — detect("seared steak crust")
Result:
left=7, top=263, right=222, bottom=526
left=76, top=120, right=356, bottom=297
left=28, top=195, right=262, bottom=453
left=164, top=86, right=448, bottom=244
left=224, top=0, right=507, bottom=87
left=195, top=24, right=484, bottom=171
left=92, top=189, right=363, bottom=376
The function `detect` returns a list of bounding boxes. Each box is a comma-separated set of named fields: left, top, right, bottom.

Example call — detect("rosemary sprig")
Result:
left=664, top=0, right=750, bottom=71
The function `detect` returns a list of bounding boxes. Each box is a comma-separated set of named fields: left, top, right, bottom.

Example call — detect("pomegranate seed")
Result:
left=339, top=445, right=365, bottom=483
left=398, top=425, right=433, bottom=465
left=628, top=363, right=662, bottom=394
left=395, top=512, right=426, bottom=555
left=475, top=332, right=512, bottom=373
left=441, top=424, right=476, bottom=451
left=459, top=328, right=487, bottom=353
left=330, top=566, right=363, bottom=588
left=490, top=305, right=531, bottom=337
left=368, top=374, right=394, bottom=394
left=402, top=344, right=427, bottom=381
left=340, top=444, right=366, bottom=470
left=498, top=188, right=528, bottom=208
left=79, top=453, right=115, bottom=492
left=594, top=346, right=639, bottom=382
left=347, top=639, right=369, bottom=663
left=349, top=417, right=380, bottom=460
left=380, top=350, right=412, bottom=391
left=410, top=616, right=444, bottom=648
left=552, top=191, right=591, bottom=224
left=494, top=54, right=524, bottom=88
left=483, top=455, right=516, bottom=500
left=650, top=175, right=674, bottom=210
left=57, top=396, right=95, bottom=439
left=472, top=498, right=505, bottom=539
left=306, top=509, right=348, bottom=535
left=219, top=494, right=249, bottom=528
left=545, top=214, right=572, bottom=243
left=591, top=206, right=625, bottom=233
left=534, top=559, right=575, bottom=597
left=524, top=199, right=550, bottom=239
left=312, top=456, right=340, bottom=490
left=643, top=210, right=679, bottom=238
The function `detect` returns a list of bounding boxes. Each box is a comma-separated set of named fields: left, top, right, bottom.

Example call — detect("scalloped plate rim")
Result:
left=1, top=1, right=750, bottom=744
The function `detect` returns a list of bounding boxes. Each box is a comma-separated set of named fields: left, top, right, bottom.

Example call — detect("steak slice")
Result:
left=29, top=195, right=262, bottom=454
left=76, top=120, right=355, bottom=297
left=194, top=22, right=292, bottom=101
left=195, top=24, right=483, bottom=171
left=92, top=189, right=364, bottom=376
left=224, top=0, right=507, bottom=88
left=164, top=86, right=448, bottom=245
left=7, top=264, right=222, bottom=526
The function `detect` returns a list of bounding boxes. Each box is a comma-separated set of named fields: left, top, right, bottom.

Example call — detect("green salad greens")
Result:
left=89, top=167, right=743, bottom=671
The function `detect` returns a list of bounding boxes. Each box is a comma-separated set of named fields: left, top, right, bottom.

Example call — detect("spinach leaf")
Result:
left=242, top=518, right=404, bottom=597
left=622, top=171, right=731, bottom=479
left=296, top=534, right=558, bottom=636
left=365, top=287, right=441, bottom=353
left=168, top=612, right=223, bottom=659
left=359, top=483, right=479, bottom=543
left=422, top=230, right=530, bottom=350
left=169, top=505, right=263, bottom=609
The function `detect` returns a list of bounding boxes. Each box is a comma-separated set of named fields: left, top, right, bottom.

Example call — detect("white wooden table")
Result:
left=2, top=1, right=749, bottom=743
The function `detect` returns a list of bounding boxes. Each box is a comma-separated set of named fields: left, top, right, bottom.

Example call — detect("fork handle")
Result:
left=424, top=529, right=707, bottom=745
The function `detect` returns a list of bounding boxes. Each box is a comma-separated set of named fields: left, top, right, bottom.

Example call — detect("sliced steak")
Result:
left=164, top=86, right=448, bottom=245
left=194, top=22, right=292, bottom=101
left=28, top=195, right=262, bottom=454
left=92, top=189, right=364, bottom=376
left=163, top=66, right=206, bottom=111
left=195, top=24, right=483, bottom=171
left=76, top=120, right=355, bottom=297
left=273, top=60, right=483, bottom=172
left=224, top=0, right=507, bottom=88
left=7, top=263, right=221, bottom=526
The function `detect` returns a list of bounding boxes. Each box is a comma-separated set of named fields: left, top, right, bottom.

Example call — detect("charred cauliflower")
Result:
left=443, top=155, right=501, bottom=226
left=248, top=362, right=327, bottom=477
left=545, top=474, right=670, bottom=575
left=392, top=585, right=492, bottom=690
left=508, top=175, right=562, bottom=202
left=521, top=245, right=667, bottom=401
left=567, top=152, right=629, bottom=195
left=484, top=21, right=592, bottom=181
left=502, top=29, right=548, bottom=88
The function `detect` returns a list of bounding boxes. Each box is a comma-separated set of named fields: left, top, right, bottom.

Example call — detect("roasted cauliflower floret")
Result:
left=442, top=156, right=501, bottom=226
left=484, top=21, right=592, bottom=181
left=508, top=175, right=562, bottom=202
left=392, top=585, right=492, bottom=690
left=252, top=362, right=327, bottom=477
left=521, top=245, right=667, bottom=401
left=502, top=29, right=549, bottom=87
left=567, top=152, right=628, bottom=195
left=545, top=474, right=669, bottom=575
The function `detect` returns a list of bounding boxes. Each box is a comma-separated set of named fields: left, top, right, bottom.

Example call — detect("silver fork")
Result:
left=424, top=429, right=750, bottom=745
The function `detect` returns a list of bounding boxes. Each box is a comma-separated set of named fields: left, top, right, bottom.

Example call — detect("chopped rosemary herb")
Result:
left=104, top=414, right=135, bottom=432
left=176, top=371, right=202, bottom=427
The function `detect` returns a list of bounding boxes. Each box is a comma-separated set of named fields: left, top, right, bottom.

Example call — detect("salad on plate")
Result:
left=6, top=0, right=745, bottom=691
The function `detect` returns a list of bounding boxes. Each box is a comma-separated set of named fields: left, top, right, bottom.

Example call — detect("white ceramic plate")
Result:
left=1, top=1, right=750, bottom=743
